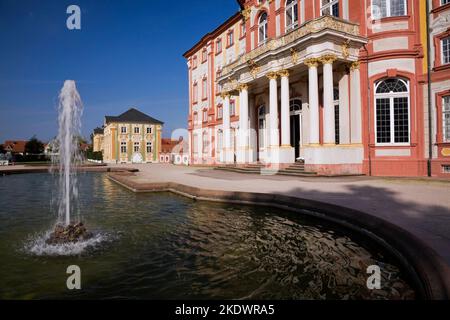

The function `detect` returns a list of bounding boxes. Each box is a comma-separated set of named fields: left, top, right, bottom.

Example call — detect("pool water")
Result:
left=0, top=173, right=416, bottom=299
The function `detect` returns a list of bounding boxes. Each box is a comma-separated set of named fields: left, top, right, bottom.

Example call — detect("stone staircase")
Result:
left=276, top=160, right=317, bottom=176
left=215, top=160, right=317, bottom=177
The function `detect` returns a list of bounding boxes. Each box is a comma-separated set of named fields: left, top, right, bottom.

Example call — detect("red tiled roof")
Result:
left=3, top=140, right=27, bottom=153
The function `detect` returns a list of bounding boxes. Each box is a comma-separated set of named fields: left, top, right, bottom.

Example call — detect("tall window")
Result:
left=121, top=126, right=127, bottom=134
left=203, top=109, right=208, bottom=122
left=321, top=0, right=339, bottom=17
left=258, top=105, right=266, bottom=149
left=217, top=105, right=223, bottom=119
left=286, top=0, right=299, bottom=31
left=230, top=100, right=236, bottom=116
left=193, top=83, right=198, bottom=103
left=334, top=88, right=340, bottom=145
left=227, top=31, right=234, bottom=46
left=202, top=78, right=207, bottom=100
left=134, top=142, right=140, bottom=152
left=240, top=22, right=246, bottom=37
left=146, top=142, right=152, bottom=153
left=442, top=37, right=450, bottom=65
left=120, top=141, right=127, bottom=154
left=216, top=39, right=222, bottom=53
left=202, top=131, right=209, bottom=154
left=443, top=96, right=450, bottom=143
left=258, top=12, right=268, bottom=45
left=442, top=0, right=450, bottom=5
left=134, top=127, right=140, bottom=134
left=375, top=78, right=410, bottom=145
left=147, top=127, right=152, bottom=134
left=217, top=129, right=223, bottom=153
left=372, top=0, right=407, bottom=19
left=193, top=112, right=198, bottom=125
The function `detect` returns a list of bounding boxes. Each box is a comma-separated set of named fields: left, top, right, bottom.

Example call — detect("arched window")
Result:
left=375, top=78, right=410, bottom=144
left=285, top=0, right=298, bottom=31
left=258, top=12, right=268, bottom=45
left=258, top=105, right=266, bottom=149
left=290, top=98, right=302, bottom=113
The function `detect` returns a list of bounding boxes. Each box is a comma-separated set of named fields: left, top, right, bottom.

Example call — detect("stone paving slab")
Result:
left=109, top=163, right=450, bottom=266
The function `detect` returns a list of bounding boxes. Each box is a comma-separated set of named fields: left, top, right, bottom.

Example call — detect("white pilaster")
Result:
left=305, top=58, right=320, bottom=145
left=350, top=62, right=362, bottom=144
left=321, top=54, right=337, bottom=145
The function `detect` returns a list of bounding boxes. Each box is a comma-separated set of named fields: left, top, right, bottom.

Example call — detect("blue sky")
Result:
left=0, top=0, right=240, bottom=143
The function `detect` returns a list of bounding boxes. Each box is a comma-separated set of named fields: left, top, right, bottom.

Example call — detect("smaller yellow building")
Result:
left=94, top=108, right=163, bottom=164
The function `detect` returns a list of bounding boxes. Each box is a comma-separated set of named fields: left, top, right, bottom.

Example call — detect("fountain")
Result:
left=47, top=80, right=91, bottom=244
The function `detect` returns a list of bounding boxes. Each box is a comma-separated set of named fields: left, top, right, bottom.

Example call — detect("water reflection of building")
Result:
left=93, top=108, right=163, bottom=164
left=183, top=0, right=450, bottom=177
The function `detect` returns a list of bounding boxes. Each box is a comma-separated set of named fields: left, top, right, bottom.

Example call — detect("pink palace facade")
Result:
left=183, top=0, right=450, bottom=177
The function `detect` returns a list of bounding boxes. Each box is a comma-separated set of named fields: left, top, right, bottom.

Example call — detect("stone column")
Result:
left=305, top=58, right=320, bottom=145
left=279, top=69, right=290, bottom=147
left=278, top=69, right=295, bottom=163
left=267, top=72, right=279, bottom=148
left=350, top=61, right=362, bottom=144
left=321, top=54, right=337, bottom=145
left=237, top=84, right=253, bottom=163
left=221, top=92, right=233, bottom=163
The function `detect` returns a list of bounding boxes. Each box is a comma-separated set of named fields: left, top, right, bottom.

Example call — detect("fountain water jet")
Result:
left=47, top=80, right=91, bottom=244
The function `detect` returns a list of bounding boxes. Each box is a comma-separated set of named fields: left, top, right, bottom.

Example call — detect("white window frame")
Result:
left=121, top=126, right=127, bottom=134
left=146, top=142, right=152, bottom=153
left=217, top=105, right=223, bottom=119
left=285, top=0, right=299, bottom=32
left=216, top=39, right=222, bottom=52
left=203, top=110, right=208, bottom=122
left=442, top=37, right=450, bottom=65
left=371, top=0, right=407, bottom=20
left=321, top=0, right=339, bottom=17
left=442, top=0, right=450, bottom=5
left=134, top=126, right=140, bottom=134
left=133, top=142, right=140, bottom=153
left=374, top=78, right=411, bottom=146
left=120, top=141, right=127, bottom=154
left=258, top=13, right=268, bottom=45
left=147, top=127, right=152, bottom=134
left=230, top=100, right=236, bottom=116
left=443, top=96, right=450, bottom=143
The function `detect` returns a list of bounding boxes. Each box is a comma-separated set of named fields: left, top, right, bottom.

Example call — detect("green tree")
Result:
left=25, top=136, right=44, bottom=155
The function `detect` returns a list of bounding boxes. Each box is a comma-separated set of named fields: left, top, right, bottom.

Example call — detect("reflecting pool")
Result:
left=0, top=173, right=416, bottom=299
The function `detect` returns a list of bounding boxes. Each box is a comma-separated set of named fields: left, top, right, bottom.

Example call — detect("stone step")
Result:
left=277, top=171, right=318, bottom=176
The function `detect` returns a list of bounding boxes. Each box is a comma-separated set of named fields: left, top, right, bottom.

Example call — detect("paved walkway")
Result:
left=110, top=163, right=450, bottom=265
